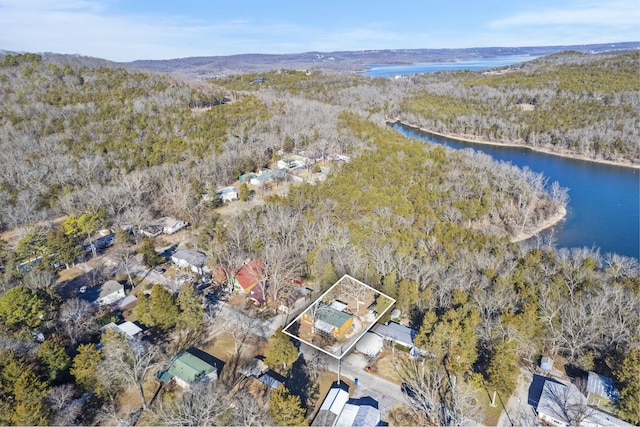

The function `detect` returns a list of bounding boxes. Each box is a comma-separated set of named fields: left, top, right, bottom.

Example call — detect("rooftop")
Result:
left=172, top=249, right=207, bottom=267
left=159, top=348, right=216, bottom=385
left=316, top=304, right=352, bottom=329
left=586, top=371, right=620, bottom=402
left=374, top=321, right=416, bottom=347
left=233, top=258, right=265, bottom=291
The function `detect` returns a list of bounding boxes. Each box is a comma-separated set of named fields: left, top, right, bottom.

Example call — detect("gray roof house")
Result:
left=374, top=322, right=417, bottom=349
left=171, top=249, right=208, bottom=275
left=81, top=280, right=125, bottom=306
left=312, top=382, right=381, bottom=427
left=536, top=379, right=632, bottom=427
left=586, top=371, right=620, bottom=403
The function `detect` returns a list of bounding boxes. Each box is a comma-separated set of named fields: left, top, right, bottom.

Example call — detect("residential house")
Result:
left=115, top=295, right=137, bottom=311
left=312, top=382, right=380, bottom=427
left=171, top=249, right=207, bottom=275
left=304, top=303, right=353, bottom=337
left=540, top=356, right=554, bottom=371
left=160, top=217, right=188, bottom=235
left=238, top=357, right=269, bottom=378
left=237, top=357, right=284, bottom=390
left=334, top=397, right=380, bottom=427
left=536, top=379, right=632, bottom=427
left=312, top=382, right=350, bottom=427
left=216, top=186, right=238, bottom=202
left=156, top=348, right=218, bottom=390
left=278, top=287, right=312, bottom=315
left=374, top=321, right=417, bottom=350
left=81, top=280, right=125, bottom=306
left=249, top=168, right=287, bottom=186
left=229, top=259, right=266, bottom=301
left=83, top=229, right=115, bottom=254
left=277, top=154, right=308, bottom=170
left=140, top=217, right=188, bottom=237
left=257, top=370, right=286, bottom=390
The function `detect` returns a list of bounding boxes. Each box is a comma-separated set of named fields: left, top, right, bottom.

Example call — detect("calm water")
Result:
left=394, top=123, right=640, bottom=260
left=360, top=55, right=539, bottom=77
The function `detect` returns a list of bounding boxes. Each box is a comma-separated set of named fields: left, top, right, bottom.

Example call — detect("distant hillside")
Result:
left=123, top=42, right=639, bottom=77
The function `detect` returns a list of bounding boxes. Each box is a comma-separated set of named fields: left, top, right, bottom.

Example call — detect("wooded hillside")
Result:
left=397, top=51, right=640, bottom=164
left=0, top=51, right=638, bottom=425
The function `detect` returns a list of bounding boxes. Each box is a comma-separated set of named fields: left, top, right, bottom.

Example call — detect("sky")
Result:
left=0, top=0, right=638, bottom=62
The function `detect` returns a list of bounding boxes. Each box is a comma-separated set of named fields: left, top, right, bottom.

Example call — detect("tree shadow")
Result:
left=285, top=354, right=318, bottom=411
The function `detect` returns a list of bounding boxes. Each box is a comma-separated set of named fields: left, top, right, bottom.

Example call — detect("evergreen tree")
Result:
left=486, top=339, right=519, bottom=398
left=615, top=348, right=640, bottom=424
left=177, top=282, right=204, bottom=331
left=264, top=327, right=298, bottom=371
left=46, top=226, right=82, bottom=268
left=37, top=340, right=71, bottom=381
left=149, top=284, right=179, bottom=331
left=239, top=183, right=251, bottom=201
left=0, top=351, right=51, bottom=426
left=269, top=385, right=308, bottom=426
left=140, top=238, right=164, bottom=267
left=135, top=293, right=153, bottom=326
left=70, top=344, right=103, bottom=395
left=396, top=278, right=418, bottom=314
left=0, top=286, right=47, bottom=329
left=11, top=370, right=51, bottom=426
left=414, top=304, right=481, bottom=377
left=15, top=227, right=48, bottom=260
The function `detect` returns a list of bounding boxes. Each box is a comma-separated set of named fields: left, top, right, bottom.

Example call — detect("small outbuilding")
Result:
left=101, top=321, right=143, bottom=338
left=540, top=356, right=554, bottom=371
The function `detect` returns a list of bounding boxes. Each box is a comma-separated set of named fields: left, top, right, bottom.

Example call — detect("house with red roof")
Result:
left=229, top=259, right=267, bottom=304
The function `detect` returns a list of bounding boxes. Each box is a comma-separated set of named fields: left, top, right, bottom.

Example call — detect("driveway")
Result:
left=298, top=343, right=407, bottom=420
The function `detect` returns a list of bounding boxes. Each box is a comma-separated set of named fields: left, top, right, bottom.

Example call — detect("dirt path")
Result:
left=497, top=368, right=538, bottom=426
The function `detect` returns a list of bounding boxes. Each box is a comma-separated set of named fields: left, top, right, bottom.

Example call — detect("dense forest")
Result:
left=397, top=51, right=640, bottom=165
left=0, top=51, right=638, bottom=425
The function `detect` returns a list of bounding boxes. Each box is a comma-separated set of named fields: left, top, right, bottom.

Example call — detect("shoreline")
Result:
left=392, top=120, right=640, bottom=170
left=511, top=206, right=567, bottom=243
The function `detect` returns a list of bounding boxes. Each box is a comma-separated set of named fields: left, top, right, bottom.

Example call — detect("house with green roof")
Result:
left=303, top=303, right=353, bottom=336
left=156, top=348, right=218, bottom=390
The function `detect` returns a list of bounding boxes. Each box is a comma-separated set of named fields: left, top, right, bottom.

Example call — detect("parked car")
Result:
left=154, top=267, right=166, bottom=274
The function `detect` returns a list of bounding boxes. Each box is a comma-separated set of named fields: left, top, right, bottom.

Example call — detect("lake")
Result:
left=394, top=123, right=640, bottom=260
left=359, top=55, right=539, bottom=77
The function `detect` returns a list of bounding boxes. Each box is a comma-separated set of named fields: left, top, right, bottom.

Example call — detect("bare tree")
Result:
left=46, top=384, right=85, bottom=426
left=152, top=382, right=235, bottom=426
left=540, top=381, right=595, bottom=426
left=100, top=331, right=160, bottom=411
left=397, top=357, right=479, bottom=426
left=220, top=307, right=265, bottom=356
left=58, top=298, right=98, bottom=344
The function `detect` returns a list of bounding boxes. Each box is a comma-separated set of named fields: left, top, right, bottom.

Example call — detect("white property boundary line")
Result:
left=282, top=274, right=396, bottom=360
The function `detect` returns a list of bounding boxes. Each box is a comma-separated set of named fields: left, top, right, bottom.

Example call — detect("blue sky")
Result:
left=0, top=0, right=638, bottom=62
